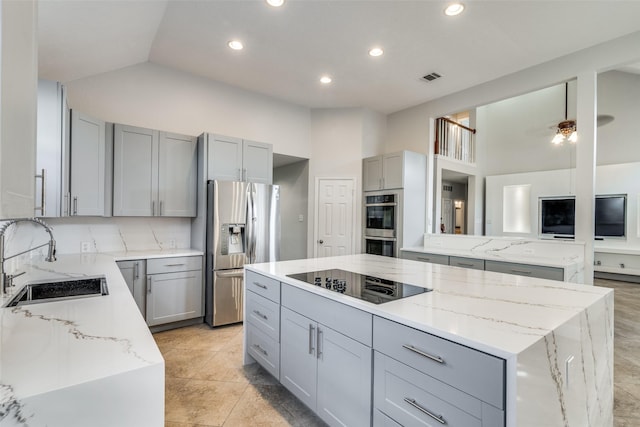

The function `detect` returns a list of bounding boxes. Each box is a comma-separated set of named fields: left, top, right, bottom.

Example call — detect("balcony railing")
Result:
left=435, top=117, right=476, bottom=164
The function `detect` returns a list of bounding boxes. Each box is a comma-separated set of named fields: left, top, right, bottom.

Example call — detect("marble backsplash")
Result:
left=0, top=217, right=192, bottom=272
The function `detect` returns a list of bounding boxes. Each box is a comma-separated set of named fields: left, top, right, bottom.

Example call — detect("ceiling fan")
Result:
left=551, top=82, right=614, bottom=145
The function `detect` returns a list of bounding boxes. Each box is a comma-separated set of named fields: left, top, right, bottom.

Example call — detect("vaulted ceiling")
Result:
left=38, top=1, right=640, bottom=114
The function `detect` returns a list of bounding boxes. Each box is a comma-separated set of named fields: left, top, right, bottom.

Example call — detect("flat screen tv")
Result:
left=595, top=195, right=626, bottom=238
left=540, top=197, right=575, bottom=238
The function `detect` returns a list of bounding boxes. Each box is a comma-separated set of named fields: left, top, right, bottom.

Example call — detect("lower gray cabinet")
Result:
left=145, top=256, right=203, bottom=327
left=280, top=305, right=372, bottom=427
left=485, top=260, right=564, bottom=281
left=116, top=259, right=146, bottom=316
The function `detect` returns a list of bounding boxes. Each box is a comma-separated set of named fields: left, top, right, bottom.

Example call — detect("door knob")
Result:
left=318, top=240, right=324, bottom=244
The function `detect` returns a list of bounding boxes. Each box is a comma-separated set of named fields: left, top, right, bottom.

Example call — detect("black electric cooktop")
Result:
left=286, top=269, right=431, bottom=304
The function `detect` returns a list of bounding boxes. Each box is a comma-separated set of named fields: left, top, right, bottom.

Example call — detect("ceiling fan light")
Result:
left=551, top=132, right=565, bottom=145
left=568, top=131, right=578, bottom=143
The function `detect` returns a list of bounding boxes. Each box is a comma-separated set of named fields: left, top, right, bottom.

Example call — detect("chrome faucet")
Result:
left=0, top=218, right=56, bottom=295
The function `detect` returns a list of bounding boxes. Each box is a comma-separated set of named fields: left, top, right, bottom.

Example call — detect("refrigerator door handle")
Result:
left=215, top=269, right=244, bottom=279
left=247, top=183, right=256, bottom=263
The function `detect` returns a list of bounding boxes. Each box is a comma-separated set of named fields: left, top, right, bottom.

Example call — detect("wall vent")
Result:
left=423, top=72, right=442, bottom=82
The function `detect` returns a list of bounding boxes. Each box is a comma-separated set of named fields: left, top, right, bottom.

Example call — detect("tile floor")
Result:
left=154, top=278, right=640, bottom=427
left=154, top=322, right=325, bottom=427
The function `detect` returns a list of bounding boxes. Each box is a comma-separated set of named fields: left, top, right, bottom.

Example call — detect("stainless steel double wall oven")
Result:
left=363, top=191, right=402, bottom=257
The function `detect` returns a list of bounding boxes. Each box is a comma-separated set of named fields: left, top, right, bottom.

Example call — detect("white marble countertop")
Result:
left=247, top=254, right=611, bottom=359
left=402, top=245, right=580, bottom=268
left=0, top=253, right=165, bottom=422
left=105, top=248, right=204, bottom=261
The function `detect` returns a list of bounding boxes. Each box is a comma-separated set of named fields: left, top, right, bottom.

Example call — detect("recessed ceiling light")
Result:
left=228, top=40, right=243, bottom=50
left=266, top=0, right=284, bottom=6
left=368, top=47, right=384, bottom=57
left=320, top=75, right=332, bottom=84
left=444, top=3, right=465, bottom=16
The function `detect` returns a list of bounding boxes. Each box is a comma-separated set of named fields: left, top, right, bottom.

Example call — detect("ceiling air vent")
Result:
left=422, top=72, right=442, bottom=82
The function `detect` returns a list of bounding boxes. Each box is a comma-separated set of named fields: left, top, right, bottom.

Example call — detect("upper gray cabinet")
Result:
left=363, top=151, right=425, bottom=191
left=35, top=79, right=68, bottom=218
left=113, top=124, right=197, bottom=217
left=207, top=134, right=273, bottom=184
left=69, top=110, right=110, bottom=216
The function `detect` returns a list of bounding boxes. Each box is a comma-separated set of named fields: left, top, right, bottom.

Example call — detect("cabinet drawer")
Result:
left=147, top=256, right=202, bottom=274
left=246, top=290, right=280, bottom=342
left=402, top=251, right=449, bottom=265
left=282, top=283, right=373, bottom=346
left=449, top=256, right=485, bottom=270
left=373, top=317, right=504, bottom=409
left=246, top=324, right=280, bottom=380
left=485, top=260, right=564, bottom=281
left=374, top=352, right=504, bottom=427
left=246, top=270, right=280, bottom=303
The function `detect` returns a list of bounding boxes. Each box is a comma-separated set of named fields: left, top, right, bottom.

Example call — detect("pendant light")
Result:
left=551, top=82, right=577, bottom=145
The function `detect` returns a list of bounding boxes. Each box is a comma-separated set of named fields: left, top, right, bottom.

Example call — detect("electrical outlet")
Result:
left=169, top=239, right=176, bottom=249
left=81, top=241, right=92, bottom=253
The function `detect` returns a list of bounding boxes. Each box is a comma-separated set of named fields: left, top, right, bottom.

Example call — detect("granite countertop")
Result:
left=401, top=245, right=581, bottom=268
left=247, top=254, right=611, bottom=359
left=0, top=250, right=192, bottom=420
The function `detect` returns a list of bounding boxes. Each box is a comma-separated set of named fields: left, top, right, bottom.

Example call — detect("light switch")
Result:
left=298, top=214, right=304, bottom=222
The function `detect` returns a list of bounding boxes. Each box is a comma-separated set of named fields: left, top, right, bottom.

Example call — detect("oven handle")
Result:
left=365, top=202, right=397, bottom=207
left=364, top=236, right=397, bottom=242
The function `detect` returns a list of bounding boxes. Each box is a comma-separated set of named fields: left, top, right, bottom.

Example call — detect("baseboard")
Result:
left=149, top=317, right=204, bottom=333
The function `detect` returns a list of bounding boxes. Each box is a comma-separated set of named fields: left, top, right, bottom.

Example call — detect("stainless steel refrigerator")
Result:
left=205, top=180, right=280, bottom=326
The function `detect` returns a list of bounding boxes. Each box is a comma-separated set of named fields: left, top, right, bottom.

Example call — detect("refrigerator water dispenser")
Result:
left=220, top=224, right=245, bottom=255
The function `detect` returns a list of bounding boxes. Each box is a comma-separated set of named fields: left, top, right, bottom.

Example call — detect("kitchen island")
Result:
left=0, top=254, right=165, bottom=427
left=243, top=254, right=613, bottom=427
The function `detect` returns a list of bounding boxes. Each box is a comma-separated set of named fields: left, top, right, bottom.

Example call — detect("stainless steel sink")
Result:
left=6, top=276, right=109, bottom=307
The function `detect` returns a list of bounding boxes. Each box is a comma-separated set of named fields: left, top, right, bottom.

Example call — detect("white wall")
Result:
left=274, top=160, right=309, bottom=261
left=66, top=62, right=311, bottom=159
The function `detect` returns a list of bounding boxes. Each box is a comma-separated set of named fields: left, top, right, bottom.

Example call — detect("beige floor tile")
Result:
left=223, top=384, right=295, bottom=427
left=163, top=347, right=217, bottom=379
left=165, top=376, right=247, bottom=426
left=194, top=350, right=251, bottom=384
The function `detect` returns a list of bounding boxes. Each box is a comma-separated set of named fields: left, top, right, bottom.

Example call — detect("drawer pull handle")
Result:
left=417, top=257, right=431, bottom=262
left=402, top=344, right=445, bottom=364
left=510, top=269, right=532, bottom=275
left=404, top=398, right=446, bottom=425
left=253, top=310, right=268, bottom=320
left=253, top=282, right=267, bottom=289
left=253, top=344, right=268, bottom=357
left=456, top=262, right=474, bottom=267
left=164, top=263, right=186, bottom=267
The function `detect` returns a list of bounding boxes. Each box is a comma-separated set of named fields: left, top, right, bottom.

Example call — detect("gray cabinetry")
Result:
left=113, top=124, right=197, bottom=217
left=485, top=260, right=564, bottom=281
left=116, top=259, right=146, bottom=316
left=449, top=256, right=485, bottom=270
left=35, top=79, right=68, bottom=218
left=401, top=250, right=449, bottom=265
left=69, top=110, right=110, bottom=216
left=280, top=283, right=373, bottom=427
left=245, top=270, right=281, bottom=379
left=145, top=256, right=203, bottom=326
left=363, top=151, right=423, bottom=191
left=373, top=316, right=505, bottom=426
left=207, top=134, right=273, bottom=184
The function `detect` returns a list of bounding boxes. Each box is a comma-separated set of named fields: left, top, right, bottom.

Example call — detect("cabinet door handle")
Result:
left=34, top=168, right=46, bottom=216
left=253, top=281, right=267, bottom=289
left=404, top=398, right=446, bottom=425
left=510, top=269, right=532, bottom=275
left=164, top=263, right=185, bottom=267
left=243, top=168, right=247, bottom=181
left=308, top=324, right=315, bottom=355
left=63, top=192, right=70, bottom=216
left=73, top=196, right=78, bottom=216
left=152, top=200, right=155, bottom=216
left=317, top=327, right=322, bottom=359
left=253, top=344, right=268, bottom=357
left=237, top=168, right=242, bottom=181
left=147, top=277, right=152, bottom=294
left=134, top=262, right=139, bottom=280
left=402, top=344, right=445, bottom=364
left=253, top=310, right=267, bottom=320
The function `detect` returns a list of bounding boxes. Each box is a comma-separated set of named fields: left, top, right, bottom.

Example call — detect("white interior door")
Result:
left=442, top=198, right=453, bottom=234
left=315, top=178, right=355, bottom=257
